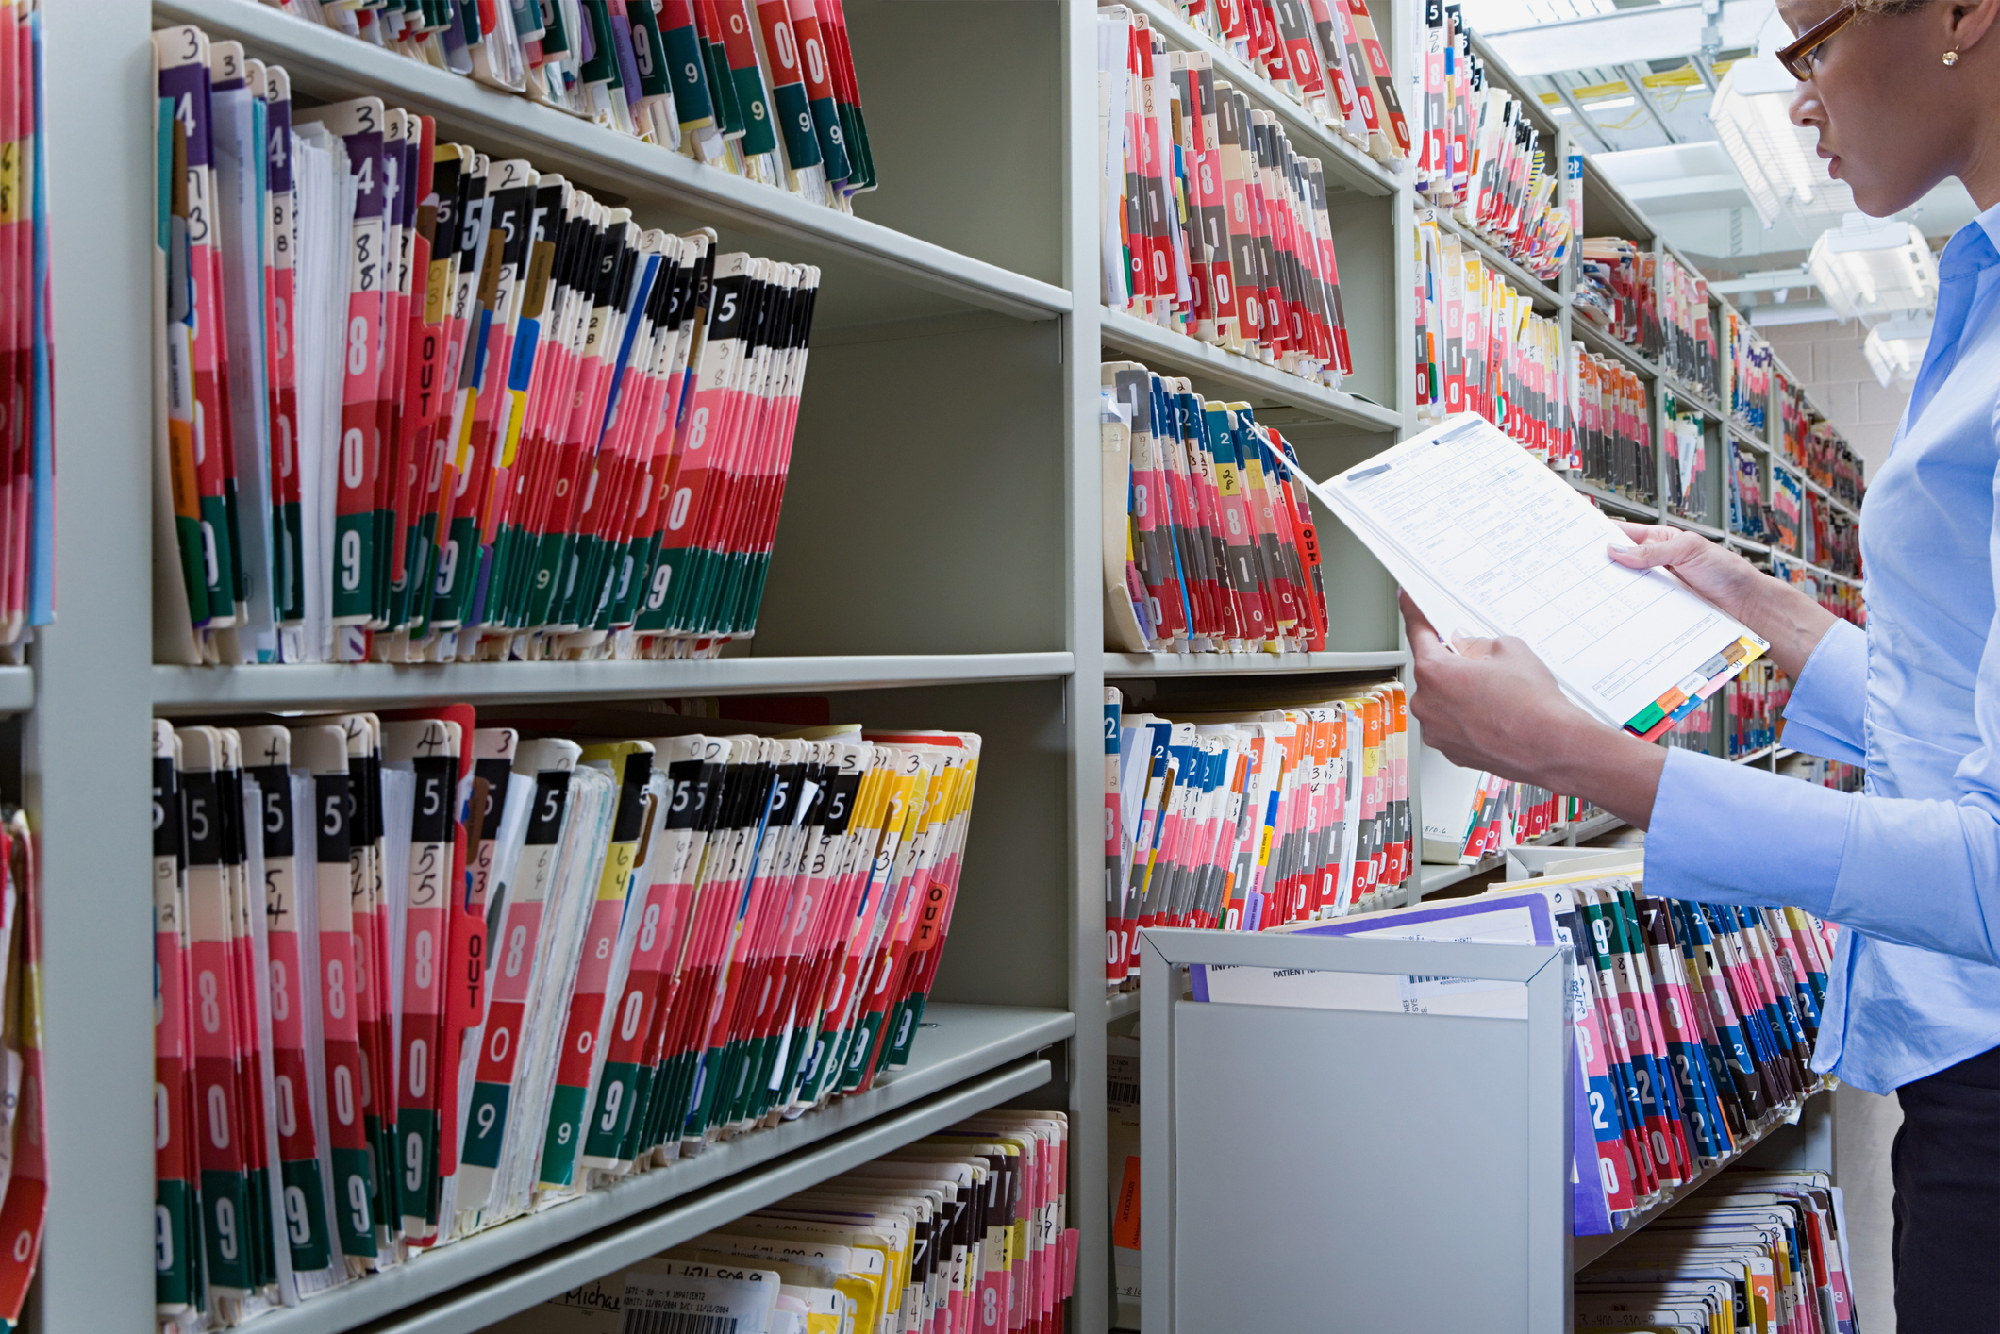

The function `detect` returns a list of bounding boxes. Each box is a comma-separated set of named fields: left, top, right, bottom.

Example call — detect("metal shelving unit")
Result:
left=34, top=4, right=1869, bottom=1330
left=51, top=1, right=1102, bottom=1329
left=1085, top=0, right=1421, bottom=1120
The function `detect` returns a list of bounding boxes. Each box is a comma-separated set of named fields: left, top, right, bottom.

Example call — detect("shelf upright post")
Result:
left=1389, top=0, right=1421, bottom=889
left=1766, top=368, right=1782, bottom=547
left=1062, top=0, right=1112, bottom=1327
left=1650, top=233, right=1670, bottom=522
left=28, top=2, right=160, bottom=1331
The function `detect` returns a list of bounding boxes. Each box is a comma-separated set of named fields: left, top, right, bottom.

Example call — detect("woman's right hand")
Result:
left=1606, top=522, right=1768, bottom=623
left=1606, top=521, right=1838, bottom=681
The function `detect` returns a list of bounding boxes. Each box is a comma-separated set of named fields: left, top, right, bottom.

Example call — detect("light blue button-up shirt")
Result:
left=1646, top=199, right=2000, bottom=1095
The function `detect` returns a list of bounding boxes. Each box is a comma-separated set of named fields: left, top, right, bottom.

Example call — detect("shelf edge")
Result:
left=0, top=667, right=33, bottom=716
left=1103, top=650, right=1409, bottom=678
left=151, top=653, right=1077, bottom=710
left=1100, top=309, right=1404, bottom=430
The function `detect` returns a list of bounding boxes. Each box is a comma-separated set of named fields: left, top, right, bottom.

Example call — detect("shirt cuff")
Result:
left=1780, top=620, right=1868, bottom=764
left=1645, top=747, right=1848, bottom=915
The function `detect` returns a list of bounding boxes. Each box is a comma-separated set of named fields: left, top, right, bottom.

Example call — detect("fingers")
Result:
left=1609, top=526, right=1703, bottom=569
left=1399, top=591, right=1447, bottom=660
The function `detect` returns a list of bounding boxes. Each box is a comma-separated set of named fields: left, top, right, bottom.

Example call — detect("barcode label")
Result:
left=623, top=1312, right=740, bottom=1334
left=1108, top=1079, right=1140, bottom=1107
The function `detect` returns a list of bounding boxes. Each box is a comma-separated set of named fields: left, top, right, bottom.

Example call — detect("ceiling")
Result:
left=1458, top=0, right=1978, bottom=292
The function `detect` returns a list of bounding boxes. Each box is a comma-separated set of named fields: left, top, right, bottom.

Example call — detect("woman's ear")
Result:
left=1949, top=0, right=2000, bottom=55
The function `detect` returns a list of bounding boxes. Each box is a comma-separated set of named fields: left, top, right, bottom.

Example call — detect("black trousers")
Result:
left=1894, top=1043, right=2000, bottom=1329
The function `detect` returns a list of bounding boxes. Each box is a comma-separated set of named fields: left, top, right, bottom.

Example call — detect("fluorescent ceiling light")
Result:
left=1807, top=214, right=1939, bottom=324
left=1478, top=0, right=1774, bottom=76
left=1582, top=96, right=1636, bottom=110
left=1748, top=302, right=1841, bottom=327
left=1863, top=317, right=1933, bottom=386
left=1709, top=55, right=1854, bottom=228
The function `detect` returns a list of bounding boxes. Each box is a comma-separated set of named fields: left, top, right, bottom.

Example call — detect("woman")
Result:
left=1405, top=0, right=2000, bottom=1322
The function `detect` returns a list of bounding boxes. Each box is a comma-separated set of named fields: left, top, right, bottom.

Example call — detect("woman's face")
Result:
left=1785, top=0, right=1959, bottom=216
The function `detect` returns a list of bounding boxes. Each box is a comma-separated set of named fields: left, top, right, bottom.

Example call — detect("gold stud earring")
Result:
left=1944, top=48, right=1961, bottom=63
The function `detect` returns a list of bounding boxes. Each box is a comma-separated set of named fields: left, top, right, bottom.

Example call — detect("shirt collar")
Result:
left=1978, top=194, right=2000, bottom=253
left=1946, top=195, right=2000, bottom=278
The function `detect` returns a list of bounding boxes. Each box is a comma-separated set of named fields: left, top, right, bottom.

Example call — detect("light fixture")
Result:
left=1709, top=54, right=1855, bottom=228
left=1581, top=96, right=1637, bottom=111
left=1863, top=317, right=1934, bottom=387
left=1807, top=214, right=1939, bottom=324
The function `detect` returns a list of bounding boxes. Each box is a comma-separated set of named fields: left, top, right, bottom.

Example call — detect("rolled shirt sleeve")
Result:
left=1778, top=619, right=1868, bottom=765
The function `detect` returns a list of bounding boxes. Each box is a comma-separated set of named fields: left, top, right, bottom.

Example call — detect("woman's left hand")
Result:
left=1402, top=592, right=1590, bottom=785
left=1401, top=591, right=1667, bottom=826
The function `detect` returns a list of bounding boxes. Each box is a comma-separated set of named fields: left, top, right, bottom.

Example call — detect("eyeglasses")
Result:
left=1775, top=1, right=1861, bottom=79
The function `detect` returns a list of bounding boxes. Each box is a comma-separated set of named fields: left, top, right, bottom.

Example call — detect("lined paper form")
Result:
left=1268, top=413, right=1765, bottom=736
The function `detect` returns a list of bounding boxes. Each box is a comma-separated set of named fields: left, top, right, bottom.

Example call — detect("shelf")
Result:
left=1569, top=322, right=1730, bottom=424
left=1726, top=422, right=1771, bottom=454
left=1416, top=812, right=1627, bottom=896
left=1658, top=373, right=1727, bottom=422
left=1100, top=309, right=1404, bottom=431
left=1725, top=534, right=1772, bottom=555
left=1104, top=649, right=1409, bottom=679
left=1661, top=514, right=1726, bottom=541
left=151, top=653, right=1075, bottom=713
left=1775, top=747, right=1797, bottom=761
left=1796, top=476, right=1864, bottom=522
left=1569, top=476, right=1660, bottom=520
left=1106, top=989, right=1141, bottom=1023
left=154, top=0, right=1072, bottom=327
left=1573, top=1084, right=1833, bottom=1271
left=1426, top=207, right=1563, bottom=313
left=1572, top=319, right=1655, bottom=381
left=1417, top=861, right=1475, bottom=894
left=238, top=1004, right=1071, bottom=1334
left=1731, top=744, right=1776, bottom=765
left=1576, top=157, right=1656, bottom=251
left=0, top=667, right=32, bottom=716
left=1116, top=0, right=1399, bottom=198
left=1798, top=564, right=1861, bottom=589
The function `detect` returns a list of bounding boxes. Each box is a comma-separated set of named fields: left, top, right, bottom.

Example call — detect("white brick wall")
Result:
left=1759, top=319, right=1910, bottom=481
